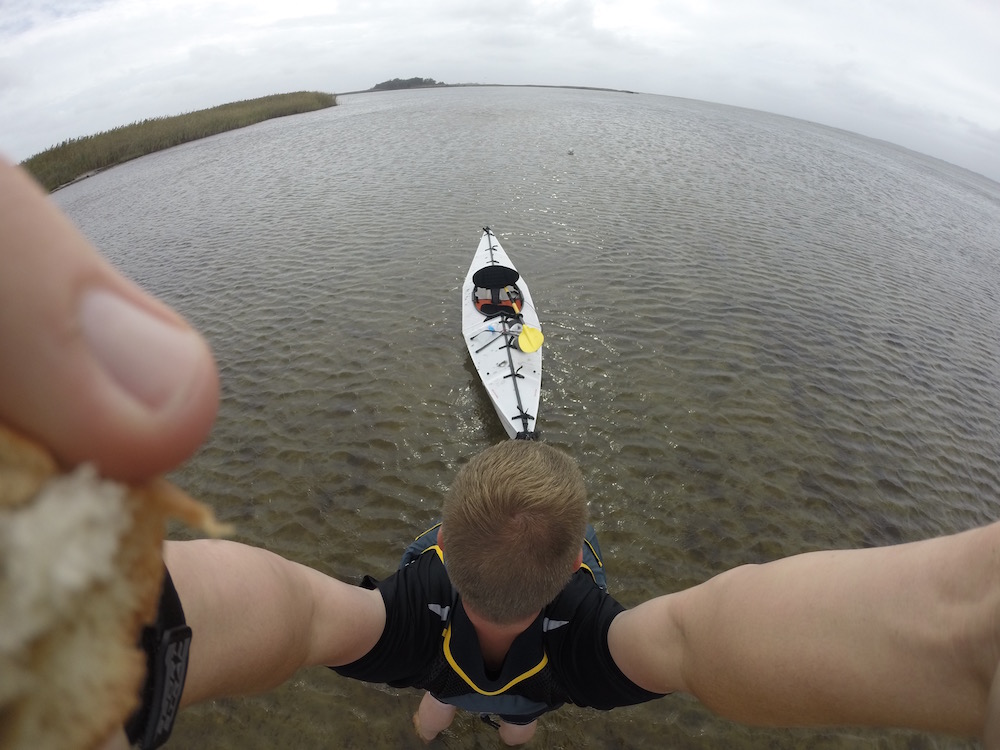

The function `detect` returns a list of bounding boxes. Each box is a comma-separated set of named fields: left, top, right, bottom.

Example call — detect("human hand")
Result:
left=0, top=156, right=218, bottom=481
left=1, top=156, right=221, bottom=750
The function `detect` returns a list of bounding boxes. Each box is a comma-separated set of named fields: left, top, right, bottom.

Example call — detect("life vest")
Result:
left=397, top=523, right=607, bottom=720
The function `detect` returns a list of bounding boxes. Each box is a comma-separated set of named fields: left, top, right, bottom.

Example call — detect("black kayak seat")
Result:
left=472, top=265, right=519, bottom=289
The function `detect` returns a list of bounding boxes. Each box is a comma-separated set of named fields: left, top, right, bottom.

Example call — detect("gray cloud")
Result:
left=1, top=0, right=997, bottom=181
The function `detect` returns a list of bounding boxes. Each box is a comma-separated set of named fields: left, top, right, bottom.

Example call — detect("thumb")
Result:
left=0, top=158, right=218, bottom=481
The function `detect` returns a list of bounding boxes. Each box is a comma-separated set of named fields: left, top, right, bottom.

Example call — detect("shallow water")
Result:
left=54, top=85, right=1000, bottom=748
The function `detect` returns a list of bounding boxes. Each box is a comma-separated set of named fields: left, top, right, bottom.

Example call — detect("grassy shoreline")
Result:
left=23, top=91, right=337, bottom=192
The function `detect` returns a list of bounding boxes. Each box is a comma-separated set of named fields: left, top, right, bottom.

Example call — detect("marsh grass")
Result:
left=22, top=91, right=337, bottom=191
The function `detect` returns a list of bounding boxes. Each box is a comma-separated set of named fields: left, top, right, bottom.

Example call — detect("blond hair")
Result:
left=441, top=441, right=588, bottom=624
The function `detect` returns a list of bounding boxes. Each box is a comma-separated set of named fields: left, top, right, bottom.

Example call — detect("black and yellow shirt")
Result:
left=332, top=527, right=664, bottom=722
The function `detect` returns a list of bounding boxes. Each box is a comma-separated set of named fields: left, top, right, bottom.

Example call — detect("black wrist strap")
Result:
left=124, top=567, right=192, bottom=749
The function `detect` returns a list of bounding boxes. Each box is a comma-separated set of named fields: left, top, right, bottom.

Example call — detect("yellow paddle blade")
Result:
left=518, top=326, right=544, bottom=353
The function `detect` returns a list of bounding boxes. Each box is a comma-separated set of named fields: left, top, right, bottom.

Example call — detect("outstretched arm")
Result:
left=608, top=521, right=1000, bottom=740
left=164, top=539, right=385, bottom=707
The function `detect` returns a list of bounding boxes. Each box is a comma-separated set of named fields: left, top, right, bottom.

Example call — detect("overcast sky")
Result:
left=2, top=0, right=998, bottom=182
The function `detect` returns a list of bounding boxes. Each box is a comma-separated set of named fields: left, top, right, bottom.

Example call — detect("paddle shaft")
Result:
left=503, top=287, right=544, bottom=353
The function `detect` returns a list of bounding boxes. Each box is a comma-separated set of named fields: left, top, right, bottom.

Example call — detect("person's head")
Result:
left=440, top=441, right=588, bottom=625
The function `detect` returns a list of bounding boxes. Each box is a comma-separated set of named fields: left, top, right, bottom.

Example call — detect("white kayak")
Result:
left=461, top=227, right=543, bottom=440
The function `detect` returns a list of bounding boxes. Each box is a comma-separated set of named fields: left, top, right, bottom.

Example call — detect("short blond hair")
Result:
left=441, top=441, right=588, bottom=624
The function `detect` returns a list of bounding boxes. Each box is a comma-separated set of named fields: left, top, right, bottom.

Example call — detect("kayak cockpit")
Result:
left=472, top=265, right=523, bottom=317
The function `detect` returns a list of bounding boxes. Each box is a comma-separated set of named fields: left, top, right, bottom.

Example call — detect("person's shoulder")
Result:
left=384, top=545, right=453, bottom=604
left=542, top=574, right=663, bottom=709
left=545, top=570, right=622, bottom=624
left=332, top=547, right=452, bottom=681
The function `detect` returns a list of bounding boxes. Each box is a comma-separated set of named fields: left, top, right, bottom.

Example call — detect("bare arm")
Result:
left=164, top=539, right=385, bottom=707
left=608, top=521, right=1000, bottom=739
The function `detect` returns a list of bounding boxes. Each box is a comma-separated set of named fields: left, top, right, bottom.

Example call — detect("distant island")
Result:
left=372, top=77, right=445, bottom=91
left=22, top=91, right=337, bottom=192
left=337, top=78, right=637, bottom=96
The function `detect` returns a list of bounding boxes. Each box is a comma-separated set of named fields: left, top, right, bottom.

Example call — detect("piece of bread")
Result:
left=0, top=425, right=228, bottom=750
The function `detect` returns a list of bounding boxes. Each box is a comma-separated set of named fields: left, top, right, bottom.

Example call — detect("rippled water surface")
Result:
left=54, top=86, right=1000, bottom=748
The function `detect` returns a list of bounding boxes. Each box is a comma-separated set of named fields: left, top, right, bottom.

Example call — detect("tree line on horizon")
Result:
left=21, top=91, right=337, bottom=192
left=372, top=77, right=444, bottom=91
